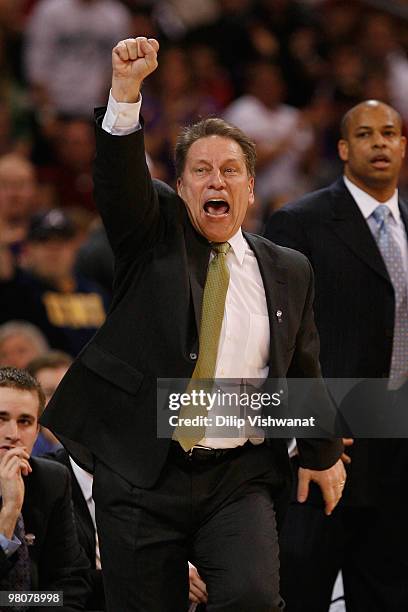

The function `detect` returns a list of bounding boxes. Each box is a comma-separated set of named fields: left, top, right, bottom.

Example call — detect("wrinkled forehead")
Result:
left=185, top=135, right=247, bottom=167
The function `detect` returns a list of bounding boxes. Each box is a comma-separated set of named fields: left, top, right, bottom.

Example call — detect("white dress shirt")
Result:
left=102, top=93, right=271, bottom=448
left=343, top=175, right=408, bottom=276
left=70, top=458, right=101, bottom=569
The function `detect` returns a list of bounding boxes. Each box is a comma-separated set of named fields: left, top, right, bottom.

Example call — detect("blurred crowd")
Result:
left=1, top=0, right=408, bottom=362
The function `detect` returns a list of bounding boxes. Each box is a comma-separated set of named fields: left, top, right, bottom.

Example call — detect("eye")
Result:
left=19, top=419, right=32, bottom=426
left=194, top=167, right=207, bottom=175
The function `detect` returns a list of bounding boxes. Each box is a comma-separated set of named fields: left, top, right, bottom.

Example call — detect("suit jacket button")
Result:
left=190, top=352, right=197, bottom=360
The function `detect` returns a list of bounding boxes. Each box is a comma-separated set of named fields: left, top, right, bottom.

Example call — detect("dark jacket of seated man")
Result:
left=0, top=367, right=92, bottom=612
left=45, top=448, right=105, bottom=611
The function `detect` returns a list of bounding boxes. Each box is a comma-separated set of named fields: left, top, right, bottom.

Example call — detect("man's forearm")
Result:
left=0, top=507, right=19, bottom=540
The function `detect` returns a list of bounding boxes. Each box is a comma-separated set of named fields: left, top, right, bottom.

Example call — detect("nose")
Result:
left=372, top=131, right=387, bottom=148
left=4, top=420, right=19, bottom=443
left=208, top=169, right=226, bottom=190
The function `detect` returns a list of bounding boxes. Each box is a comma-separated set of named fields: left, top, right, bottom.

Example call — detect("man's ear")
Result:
left=338, top=139, right=349, bottom=162
left=248, top=177, right=255, bottom=207
left=176, top=178, right=183, bottom=197
left=400, top=135, right=407, bottom=159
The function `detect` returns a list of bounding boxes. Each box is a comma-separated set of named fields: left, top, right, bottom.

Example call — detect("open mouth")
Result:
left=203, top=199, right=230, bottom=217
left=370, top=154, right=390, bottom=168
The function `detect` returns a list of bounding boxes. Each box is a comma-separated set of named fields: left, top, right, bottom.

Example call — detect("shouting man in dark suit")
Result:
left=0, top=367, right=91, bottom=611
left=42, top=37, right=344, bottom=611
left=265, top=100, right=408, bottom=611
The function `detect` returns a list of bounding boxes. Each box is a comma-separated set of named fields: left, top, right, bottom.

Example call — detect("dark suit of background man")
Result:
left=0, top=367, right=91, bottom=611
left=41, top=36, right=345, bottom=612
left=266, top=100, right=408, bottom=612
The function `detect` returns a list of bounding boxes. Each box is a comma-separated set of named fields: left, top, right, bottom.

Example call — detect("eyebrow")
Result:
left=0, top=411, right=35, bottom=420
left=355, top=124, right=397, bottom=130
left=192, top=157, right=243, bottom=164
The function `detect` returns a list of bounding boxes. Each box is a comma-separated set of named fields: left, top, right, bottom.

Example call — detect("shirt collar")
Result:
left=225, top=228, right=246, bottom=265
left=69, top=457, right=93, bottom=502
left=343, top=175, right=400, bottom=222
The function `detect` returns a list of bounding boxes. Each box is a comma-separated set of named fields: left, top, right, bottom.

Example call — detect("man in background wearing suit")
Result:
left=266, top=100, right=408, bottom=611
left=42, top=37, right=345, bottom=611
left=0, top=367, right=91, bottom=611
left=28, top=352, right=105, bottom=611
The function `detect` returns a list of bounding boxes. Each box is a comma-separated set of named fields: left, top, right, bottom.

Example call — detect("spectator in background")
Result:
left=28, top=351, right=72, bottom=456
left=188, top=44, right=234, bottom=109
left=224, top=61, right=314, bottom=210
left=37, top=117, right=96, bottom=214
left=0, top=367, right=91, bottom=609
left=0, top=153, right=38, bottom=252
left=24, top=0, right=131, bottom=117
left=0, top=32, right=33, bottom=157
left=0, top=209, right=108, bottom=356
left=0, top=321, right=49, bottom=369
left=75, top=222, right=114, bottom=298
left=360, top=12, right=408, bottom=126
left=28, top=351, right=105, bottom=609
left=142, top=45, right=220, bottom=183
left=185, top=0, right=259, bottom=94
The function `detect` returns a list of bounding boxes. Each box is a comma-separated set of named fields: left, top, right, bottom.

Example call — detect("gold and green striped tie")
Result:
left=174, top=242, right=231, bottom=451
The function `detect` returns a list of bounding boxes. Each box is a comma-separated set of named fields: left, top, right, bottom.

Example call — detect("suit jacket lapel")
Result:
left=329, top=178, right=390, bottom=283
left=244, top=233, right=288, bottom=378
left=399, top=198, right=408, bottom=235
left=185, top=220, right=211, bottom=331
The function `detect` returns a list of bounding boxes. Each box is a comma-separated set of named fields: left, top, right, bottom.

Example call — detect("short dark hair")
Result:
left=27, top=350, right=72, bottom=378
left=0, top=367, right=46, bottom=417
left=174, top=117, right=256, bottom=178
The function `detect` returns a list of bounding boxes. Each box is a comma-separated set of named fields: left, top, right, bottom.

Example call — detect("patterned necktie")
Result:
left=174, top=242, right=231, bottom=450
left=0, top=512, right=31, bottom=611
left=372, top=204, right=408, bottom=388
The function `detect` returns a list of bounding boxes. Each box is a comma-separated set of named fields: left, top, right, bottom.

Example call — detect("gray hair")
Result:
left=0, top=321, right=49, bottom=353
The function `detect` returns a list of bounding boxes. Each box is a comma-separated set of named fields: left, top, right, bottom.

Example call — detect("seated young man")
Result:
left=0, top=367, right=92, bottom=611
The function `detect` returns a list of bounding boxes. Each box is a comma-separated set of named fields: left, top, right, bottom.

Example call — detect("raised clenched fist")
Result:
left=111, top=37, right=159, bottom=104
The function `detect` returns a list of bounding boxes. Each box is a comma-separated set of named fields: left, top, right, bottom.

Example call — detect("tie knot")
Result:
left=212, top=242, right=230, bottom=256
left=372, top=204, right=391, bottom=225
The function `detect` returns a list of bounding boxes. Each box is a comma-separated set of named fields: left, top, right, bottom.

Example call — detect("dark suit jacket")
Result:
left=41, top=113, right=342, bottom=488
left=265, top=177, right=408, bottom=505
left=0, top=457, right=91, bottom=611
left=47, top=449, right=105, bottom=610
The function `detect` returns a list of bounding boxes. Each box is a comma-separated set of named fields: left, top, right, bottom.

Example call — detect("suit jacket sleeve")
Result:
left=266, top=212, right=343, bottom=470
left=290, top=258, right=343, bottom=469
left=93, top=108, right=162, bottom=263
